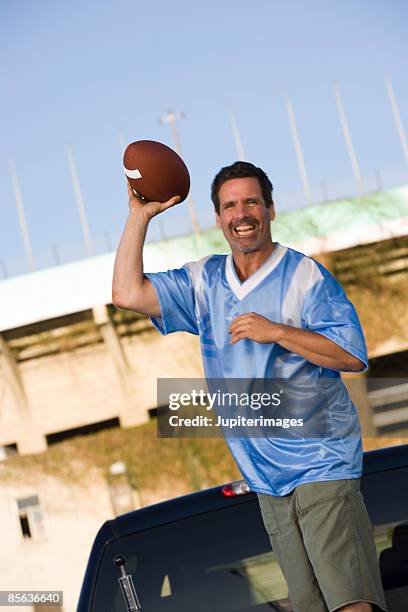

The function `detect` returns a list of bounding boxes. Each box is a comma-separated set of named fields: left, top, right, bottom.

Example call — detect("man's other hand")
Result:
left=229, top=312, right=279, bottom=344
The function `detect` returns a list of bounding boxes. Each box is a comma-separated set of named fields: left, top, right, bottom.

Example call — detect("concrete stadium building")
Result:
left=1, top=184, right=407, bottom=456
left=0, top=186, right=407, bottom=611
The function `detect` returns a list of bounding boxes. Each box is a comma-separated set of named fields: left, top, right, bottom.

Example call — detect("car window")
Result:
left=92, top=499, right=291, bottom=611
left=376, top=521, right=408, bottom=612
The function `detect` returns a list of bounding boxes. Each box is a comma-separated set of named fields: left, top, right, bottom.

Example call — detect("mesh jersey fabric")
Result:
left=145, top=243, right=368, bottom=495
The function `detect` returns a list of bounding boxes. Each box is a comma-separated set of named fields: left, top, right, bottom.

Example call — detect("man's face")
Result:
left=216, top=177, right=275, bottom=253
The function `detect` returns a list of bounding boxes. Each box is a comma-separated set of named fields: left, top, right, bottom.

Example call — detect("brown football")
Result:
left=123, top=140, right=190, bottom=203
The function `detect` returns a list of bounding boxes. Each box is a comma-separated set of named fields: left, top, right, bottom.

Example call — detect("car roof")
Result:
left=105, top=443, right=408, bottom=540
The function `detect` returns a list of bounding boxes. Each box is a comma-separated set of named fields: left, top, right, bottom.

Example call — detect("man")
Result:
left=112, top=161, right=387, bottom=612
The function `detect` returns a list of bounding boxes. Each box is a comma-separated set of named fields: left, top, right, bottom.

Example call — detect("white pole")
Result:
left=159, top=110, right=201, bottom=237
left=9, top=159, right=35, bottom=271
left=66, top=146, right=93, bottom=256
left=229, top=111, right=247, bottom=161
left=286, top=97, right=313, bottom=205
left=169, top=119, right=183, bottom=158
left=333, top=83, right=364, bottom=195
left=118, top=132, right=127, bottom=156
left=385, top=75, right=408, bottom=169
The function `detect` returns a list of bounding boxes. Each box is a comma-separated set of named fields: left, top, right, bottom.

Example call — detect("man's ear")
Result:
left=269, top=202, right=276, bottom=222
left=215, top=212, right=221, bottom=228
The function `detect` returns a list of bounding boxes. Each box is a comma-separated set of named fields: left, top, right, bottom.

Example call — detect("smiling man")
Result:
left=112, top=161, right=387, bottom=612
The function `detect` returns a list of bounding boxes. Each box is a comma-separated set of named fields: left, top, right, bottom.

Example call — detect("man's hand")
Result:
left=229, top=313, right=281, bottom=344
left=127, top=182, right=181, bottom=222
left=229, top=312, right=365, bottom=371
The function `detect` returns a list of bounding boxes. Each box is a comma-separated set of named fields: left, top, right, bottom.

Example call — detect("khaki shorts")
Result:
left=257, top=478, right=387, bottom=612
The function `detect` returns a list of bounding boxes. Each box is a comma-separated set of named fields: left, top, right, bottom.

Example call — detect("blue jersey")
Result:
left=145, top=243, right=368, bottom=495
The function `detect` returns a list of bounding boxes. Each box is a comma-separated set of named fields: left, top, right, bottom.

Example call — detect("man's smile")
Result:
left=230, top=218, right=259, bottom=238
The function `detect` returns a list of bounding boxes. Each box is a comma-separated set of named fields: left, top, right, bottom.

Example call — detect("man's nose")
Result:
left=234, top=202, right=250, bottom=217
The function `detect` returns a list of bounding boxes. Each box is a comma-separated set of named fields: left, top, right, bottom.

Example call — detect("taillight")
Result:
left=222, top=481, right=251, bottom=497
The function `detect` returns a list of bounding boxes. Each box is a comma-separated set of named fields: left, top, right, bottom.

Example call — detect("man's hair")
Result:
left=211, top=161, right=274, bottom=214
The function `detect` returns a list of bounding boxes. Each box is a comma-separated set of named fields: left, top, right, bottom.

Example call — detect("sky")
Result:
left=1, top=0, right=408, bottom=276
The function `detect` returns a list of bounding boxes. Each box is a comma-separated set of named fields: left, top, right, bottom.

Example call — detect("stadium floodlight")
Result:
left=333, top=83, right=364, bottom=196
left=229, top=110, right=247, bottom=162
left=66, top=145, right=93, bottom=257
left=286, top=97, right=313, bottom=206
left=159, top=109, right=201, bottom=239
left=385, top=75, right=408, bottom=170
left=9, top=159, right=35, bottom=272
left=118, top=132, right=127, bottom=156
left=159, top=109, right=185, bottom=157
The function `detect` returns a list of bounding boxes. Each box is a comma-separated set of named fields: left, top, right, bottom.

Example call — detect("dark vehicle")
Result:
left=78, top=444, right=408, bottom=612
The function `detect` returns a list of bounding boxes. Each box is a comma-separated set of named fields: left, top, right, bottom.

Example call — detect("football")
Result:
left=123, top=140, right=190, bottom=203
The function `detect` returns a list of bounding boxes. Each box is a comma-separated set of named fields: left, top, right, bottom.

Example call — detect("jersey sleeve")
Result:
left=144, top=266, right=199, bottom=335
left=301, top=264, right=368, bottom=371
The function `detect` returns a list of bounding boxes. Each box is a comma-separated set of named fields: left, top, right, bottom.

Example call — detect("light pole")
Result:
left=229, top=110, right=247, bottom=161
left=109, top=461, right=141, bottom=515
left=159, top=109, right=201, bottom=238
left=66, top=145, right=93, bottom=257
left=9, top=159, right=35, bottom=272
left=385, top=75, right=408, bottom=170
left=286, top=98, right=313, bottom=206
left=333, top=83, right=364, bottom=196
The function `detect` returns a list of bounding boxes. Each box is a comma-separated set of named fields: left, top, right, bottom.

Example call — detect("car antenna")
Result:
left=114, top=555, right=142, bottom=611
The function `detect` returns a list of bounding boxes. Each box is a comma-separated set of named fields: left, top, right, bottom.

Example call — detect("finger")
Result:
left=127, top=181, right=145, bottom=204
left=230, top=313, right=255, bottom=325
left=229, top=320, right=249, bottom=333
left=229, top=323, right=242, bottom=334
left=160, top=195, right=181, bottom=211
left=229, top=316, right=246, bottom=331
left=230, top=327, right=248, bottom=338
left=228, top=321, right=238, bottom=333
left=166, top=195, right=182, bottom=207
left=230, top=332, right=247, bottom=344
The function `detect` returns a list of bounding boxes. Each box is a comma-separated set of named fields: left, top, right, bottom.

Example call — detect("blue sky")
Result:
left=1, top=0, right=407, bottom=275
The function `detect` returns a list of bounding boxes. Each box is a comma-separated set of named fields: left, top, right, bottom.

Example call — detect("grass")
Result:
left=0, top=421, right=242, bottom=503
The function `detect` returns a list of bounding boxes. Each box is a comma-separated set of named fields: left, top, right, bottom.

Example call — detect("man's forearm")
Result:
left=112, top=187, right=180, bottom=315
left=275, top=324, right=364, bottom=371
left=229, top=314, right=365, bottom=372
left=112, top=210, right=149, bottom=307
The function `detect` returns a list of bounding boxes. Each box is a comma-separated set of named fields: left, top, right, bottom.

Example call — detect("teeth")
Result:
left=235, top=225, right=255, bottom=234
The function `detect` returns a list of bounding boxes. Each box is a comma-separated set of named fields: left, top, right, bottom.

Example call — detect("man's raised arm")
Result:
left=112, top=183, right=180, bottom=317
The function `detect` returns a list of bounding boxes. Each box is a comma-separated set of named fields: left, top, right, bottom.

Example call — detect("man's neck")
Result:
left=232, top=241, right=276, bottom=282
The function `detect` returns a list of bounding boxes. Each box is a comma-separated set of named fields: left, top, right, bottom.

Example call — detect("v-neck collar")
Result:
left=225, top=243, right=287, bottom=300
